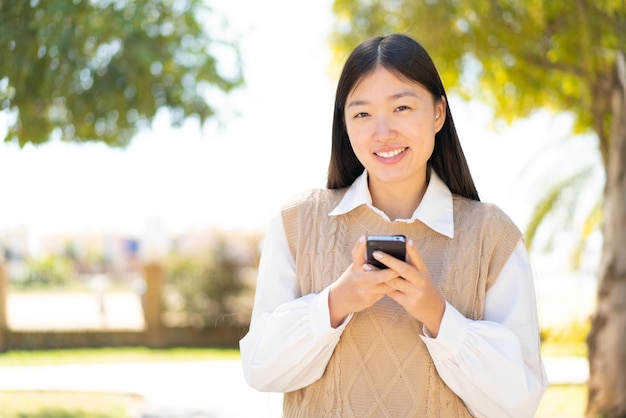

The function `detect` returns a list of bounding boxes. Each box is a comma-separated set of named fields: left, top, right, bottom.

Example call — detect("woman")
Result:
left=240, top=33, right=547, bottom=417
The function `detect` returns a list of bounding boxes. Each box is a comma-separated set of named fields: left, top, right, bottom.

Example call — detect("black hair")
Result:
left=326, top=33, right=479, bottom=201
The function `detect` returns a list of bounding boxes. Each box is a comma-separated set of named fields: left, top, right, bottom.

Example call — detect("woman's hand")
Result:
left=371, top=238, right=446, bottom=337
left=328, top=235, right=398, bottom=328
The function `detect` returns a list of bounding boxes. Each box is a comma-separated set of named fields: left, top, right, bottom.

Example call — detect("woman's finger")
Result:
left=405, top=238, right=427, bottom=271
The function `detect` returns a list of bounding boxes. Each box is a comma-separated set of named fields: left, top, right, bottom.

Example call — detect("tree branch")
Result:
left=520, top=53, right=586, bottom=79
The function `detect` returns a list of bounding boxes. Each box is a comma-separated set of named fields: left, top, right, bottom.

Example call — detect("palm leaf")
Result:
left=571, top=198, right=603, bottom=270
left=525, top=165, right=597, bottom=251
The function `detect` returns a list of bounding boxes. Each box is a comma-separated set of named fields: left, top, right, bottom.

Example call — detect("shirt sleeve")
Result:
left=239, top=214, right=351, bottom=392
left=421, top=240, right=549, bottom=418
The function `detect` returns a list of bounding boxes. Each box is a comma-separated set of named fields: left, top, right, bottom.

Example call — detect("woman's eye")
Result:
left=354, top=112, right=369, bottom=119
left=395, top=105, right=410, bottom=112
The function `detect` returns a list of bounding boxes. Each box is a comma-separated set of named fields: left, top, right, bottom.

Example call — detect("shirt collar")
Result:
left=328, top=170, right=454, bottom=238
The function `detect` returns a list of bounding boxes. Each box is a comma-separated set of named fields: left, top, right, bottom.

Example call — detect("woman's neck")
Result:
left=369, top=174, right=429, bottom=221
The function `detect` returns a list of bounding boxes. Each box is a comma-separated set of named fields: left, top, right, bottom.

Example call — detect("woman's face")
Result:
left=344, top=66, right=445, bottom=191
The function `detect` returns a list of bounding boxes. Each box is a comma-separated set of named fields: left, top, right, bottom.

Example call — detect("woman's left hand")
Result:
left=372, top=238, right=446, bottom=337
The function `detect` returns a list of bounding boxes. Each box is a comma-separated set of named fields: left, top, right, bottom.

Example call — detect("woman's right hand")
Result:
left=328, top=235, right=398, bottom=328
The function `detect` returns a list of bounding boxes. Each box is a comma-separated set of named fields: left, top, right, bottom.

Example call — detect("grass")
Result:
left=0, top=347, right=240, bottom=417
left=0, top=385, right=588, bottom=418
left=0, top=319, right=589, bottom=418
left=0, top=346, right=240, bottom=366
left=0, top=390, right=143, bottom=418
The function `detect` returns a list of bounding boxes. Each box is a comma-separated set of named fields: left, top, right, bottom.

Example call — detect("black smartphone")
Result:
left=366, top=234, right=407, bottom=269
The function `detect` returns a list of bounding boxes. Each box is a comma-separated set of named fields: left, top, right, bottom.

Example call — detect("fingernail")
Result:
left=373, top=251, right=382, bottom=259
left=408, top=239, right=414, bottom=247
left=363, top=264, right=373, bottom=271
left=359, top=235, right=365, bottom=243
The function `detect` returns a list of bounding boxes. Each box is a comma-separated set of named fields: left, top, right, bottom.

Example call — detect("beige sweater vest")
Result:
left=281, top=188, right=521, bottom=418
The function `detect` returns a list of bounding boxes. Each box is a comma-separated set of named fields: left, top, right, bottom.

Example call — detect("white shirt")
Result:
left=240, top=171, right=548, bottom=418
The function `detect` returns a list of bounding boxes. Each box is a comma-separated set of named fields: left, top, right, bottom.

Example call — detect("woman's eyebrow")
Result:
left=390, top=91, right=419, bottom=100
left=346, top=99, right=368, bottom=109
left=346, top=91, right=419, bottom=109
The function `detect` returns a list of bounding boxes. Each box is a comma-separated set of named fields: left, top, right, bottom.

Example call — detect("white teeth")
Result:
left=376, top=148, right=406, bottom=158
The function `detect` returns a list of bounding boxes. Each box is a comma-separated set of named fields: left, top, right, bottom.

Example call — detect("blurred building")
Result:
left=0, top=222, right=261, bottom=282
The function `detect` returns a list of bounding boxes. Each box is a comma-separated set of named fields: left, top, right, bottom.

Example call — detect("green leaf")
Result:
left=0, top=0, right=244, bottom=147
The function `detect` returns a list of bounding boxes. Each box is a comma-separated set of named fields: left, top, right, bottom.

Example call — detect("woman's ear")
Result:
left=435, top=96, right=447, bottom=133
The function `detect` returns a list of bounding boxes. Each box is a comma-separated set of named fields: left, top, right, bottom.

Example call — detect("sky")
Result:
left=0, top=0, right=602, bottom=255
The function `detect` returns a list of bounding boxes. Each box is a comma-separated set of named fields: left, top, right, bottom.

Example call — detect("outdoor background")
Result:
left=0, top=0, right=601, bottom=326
left=0, top=0, right=605, bottom=416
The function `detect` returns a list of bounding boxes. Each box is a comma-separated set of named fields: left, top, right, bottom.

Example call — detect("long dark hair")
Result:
left=326, top=34, right=479, bottom=201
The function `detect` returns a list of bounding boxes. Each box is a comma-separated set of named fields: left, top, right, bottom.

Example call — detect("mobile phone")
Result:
left=366, top=234, right=407, bottom=269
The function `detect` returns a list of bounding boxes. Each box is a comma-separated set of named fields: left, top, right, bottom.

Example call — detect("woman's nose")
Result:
left=375, top=116, right=395, bottom=141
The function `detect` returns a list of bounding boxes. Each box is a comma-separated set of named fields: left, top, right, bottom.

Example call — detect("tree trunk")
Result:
left=587, top=52, right=626, bottom=418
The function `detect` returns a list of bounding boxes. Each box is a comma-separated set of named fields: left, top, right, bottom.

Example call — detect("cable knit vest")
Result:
left=280, top=187, right=522, bottom=418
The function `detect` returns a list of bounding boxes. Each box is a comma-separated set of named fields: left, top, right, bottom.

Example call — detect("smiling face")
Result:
left=345, top=66, right=446, bottom=196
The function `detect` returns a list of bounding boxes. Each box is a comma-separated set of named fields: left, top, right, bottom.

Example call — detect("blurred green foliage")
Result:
left=541, top=318, right=590, bottom=357
left=0, top=0, right=243, bottom=147
left=6, top=230, right=260, bottom=326
left=330, top=0, right=625, bottom=144
left=329, top=1, right=625, bottom=273
left=11, top=255, right=77, bottom=290
left=164, top=234, right=259, bottom=328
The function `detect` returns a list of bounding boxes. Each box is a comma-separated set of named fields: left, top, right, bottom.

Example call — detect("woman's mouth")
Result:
left=374, top=147, right=406, bottom=159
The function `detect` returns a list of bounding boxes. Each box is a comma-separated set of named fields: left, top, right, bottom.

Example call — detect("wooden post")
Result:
left=142, top=262, right=166, bottom=347
left=0, top=264, right=8, bottom=352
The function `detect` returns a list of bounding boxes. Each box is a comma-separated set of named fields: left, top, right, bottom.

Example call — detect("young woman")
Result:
left=240, top=33, right=547, bottom=417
